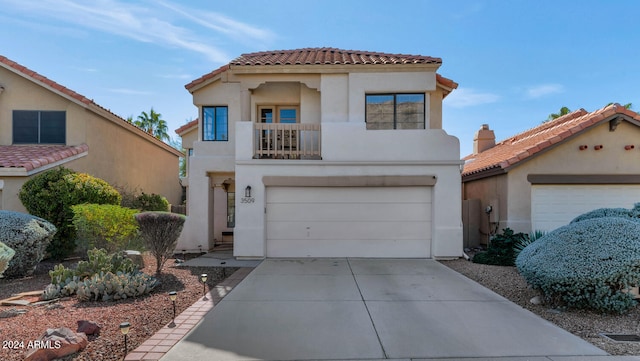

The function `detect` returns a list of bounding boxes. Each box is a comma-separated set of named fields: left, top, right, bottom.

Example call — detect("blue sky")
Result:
left=1, top=0, right=638, bottom=156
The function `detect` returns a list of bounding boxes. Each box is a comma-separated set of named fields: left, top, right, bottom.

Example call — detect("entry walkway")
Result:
left=155, top=258, right=637, bottom=360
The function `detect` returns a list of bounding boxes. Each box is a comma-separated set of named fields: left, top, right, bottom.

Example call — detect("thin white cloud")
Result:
left=157, top=73, right=192, bottom=80
left=107, top=88, right=153, bottom=95
left=444, top=88, right=501, bottom=108
left=526, top=84, right=564, bottom=99
left=0, top=0, right=273, bottom=63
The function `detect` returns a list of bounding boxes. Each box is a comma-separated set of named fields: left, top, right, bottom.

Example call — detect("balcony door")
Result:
left=259, top=106, right=299, bottom=124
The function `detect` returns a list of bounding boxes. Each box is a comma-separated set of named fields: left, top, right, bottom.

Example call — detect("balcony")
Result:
left=254, top=123, right=321, bottom=159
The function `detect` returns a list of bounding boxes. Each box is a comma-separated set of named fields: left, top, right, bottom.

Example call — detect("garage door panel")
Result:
left=532, top=185, right=640, bottom=232
left=266, top=186, right=432, bottom=258
left=267, top=202, right=431, bottom=222
left=267, top=220, right=431, bottom=241
left=267, top=187, right=431, bottom=203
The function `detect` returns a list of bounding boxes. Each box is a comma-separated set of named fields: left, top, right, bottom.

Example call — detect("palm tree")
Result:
left=134, top=108, right=169, bottom=141
left=547, top=106, right=571, bottom=121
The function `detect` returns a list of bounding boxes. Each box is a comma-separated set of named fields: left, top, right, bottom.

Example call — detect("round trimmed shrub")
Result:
left=19, top=167, right=121, bottom=259
left=570, top=206, right=640, bottom=224
left=516, top=217, right=640, bottom=313
left=0, top=211, right=57, bottom=278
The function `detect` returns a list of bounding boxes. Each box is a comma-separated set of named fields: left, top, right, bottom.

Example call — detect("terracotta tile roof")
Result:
left=186, top=48, right=447, bottom=91
left=0, top=144, right=89, bottom=172
left=462, top=104, right=640, bottom=179
left=175, top=118, right=198, bottom=135
left=1, top=55, right=93, bottom=105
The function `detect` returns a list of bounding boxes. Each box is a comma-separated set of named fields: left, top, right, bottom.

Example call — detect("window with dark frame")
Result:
left=365, top=93, right=425, bottom=130
left=203, top=106, right=228, bottom=141
left=13, top=110, right=66, bottom=144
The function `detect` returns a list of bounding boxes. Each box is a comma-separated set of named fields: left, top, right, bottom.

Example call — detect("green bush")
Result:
left=0, top=211, right=56, bottom=278
left=135, top=212, right=186, bottom=274
left=132, top=192, right=169, bottom=212
left=72, top=204, right=141, bottom=254
left=473, top=228, right=528, bottom=266
left=19, top=167, right=121, bottom=259
left=513, top=230, right=546, bottom=259
left=516, top=217, right=640, bottom=313
left=0, top=242, right=16, bottom=278
left=570, top=203, right=640, bottom=224
left=42, top=248, right=154, bottom=302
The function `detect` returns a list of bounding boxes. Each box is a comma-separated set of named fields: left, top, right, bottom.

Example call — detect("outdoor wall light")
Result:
left=245, top=185, right=252, bottom=198
left=168, top=291, right=177, bottom=327
left=200, top=273, right=208, bottom=300
left=119, top=322, right=131, bottom=355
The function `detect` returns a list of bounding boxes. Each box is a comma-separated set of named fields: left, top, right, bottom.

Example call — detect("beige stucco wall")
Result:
left=0, top=65, right=182, bottom=211
left=464, top=120, right=640, bottom=235
left=462, top=173, right=508, bottom=244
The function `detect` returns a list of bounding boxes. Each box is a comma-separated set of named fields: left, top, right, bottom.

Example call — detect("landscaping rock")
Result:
left=530, top=295, right=542, bottom=305
left=0, top=308, right=27, bottom=318
left=24, top=327, right=88, bottom=361
left=77, top=320, right=101, bottom=335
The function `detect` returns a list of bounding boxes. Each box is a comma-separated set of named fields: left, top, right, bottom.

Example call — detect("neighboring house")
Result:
left=177, top=47, right=463, bottom=259
left=462, top=104, right=640, bottom=246
left=0, top=55, right=183, bottom=212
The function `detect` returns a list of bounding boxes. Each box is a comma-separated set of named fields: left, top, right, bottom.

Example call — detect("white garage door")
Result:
left=266, top=186, right=432, bottom=258
left=531, top=184, right=640, bottom=232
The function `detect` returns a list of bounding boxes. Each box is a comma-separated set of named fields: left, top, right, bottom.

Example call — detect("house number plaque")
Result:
left=241, top=197, right=255, bottom=203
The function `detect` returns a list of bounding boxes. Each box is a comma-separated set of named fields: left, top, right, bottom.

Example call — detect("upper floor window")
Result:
left=203, top=106, right=228, bottom=141
left=13, top=110, right=66, bottom=144
left=365, top=94, right=425, bottom=130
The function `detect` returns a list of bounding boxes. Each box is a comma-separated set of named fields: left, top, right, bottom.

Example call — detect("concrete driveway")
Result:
left=161, top=258, right=611, bottom=360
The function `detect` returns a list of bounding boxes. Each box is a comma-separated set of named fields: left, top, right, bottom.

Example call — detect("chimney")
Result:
left=474, top=124, right=495, bottom=154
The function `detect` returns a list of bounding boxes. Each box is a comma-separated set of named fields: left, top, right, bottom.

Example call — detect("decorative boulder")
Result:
left=516, top=217, right=640, bottom=313
left=0, top=211, right=56, bottom=278
left=24, top=327, right=88, bottom=361
left=0, top=241, right=15, bottom=278
left=77, top=320, right=101, bottom=335
left=123, top=250, right=145, bottom=269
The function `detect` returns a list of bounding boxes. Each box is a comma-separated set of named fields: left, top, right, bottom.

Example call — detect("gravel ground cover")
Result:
left=442, top=258, right=640, bottom=356
left=0, top=254, right=236, bottom=361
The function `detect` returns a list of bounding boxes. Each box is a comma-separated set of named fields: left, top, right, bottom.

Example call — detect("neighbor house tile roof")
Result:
left=462, top=103, right=640, bottom=179
left=175, top=118, right=198, bottom=135
left=0, top=144, right=89, bottom=172
left=185, top=47, right=456, bottom=91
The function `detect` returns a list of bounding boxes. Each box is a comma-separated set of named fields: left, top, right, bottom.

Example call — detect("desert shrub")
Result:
left=72, top=204, right=141, bottom=254
left=473, top=228, right=528, bottom=266
left=0, top=211, right=56, bottom=278
left=132, top=192, right=170, bottom=212
left=516, top=217, right=640, bottom=313
left=135, top=212, right=186, bottom=274
left=570, top=203, right=640, bottom=224
left=42, top=248, right=154, bottom=301
left=19, top=167, right=121, bottom=259
left=0, top=242, right=16, bottom=278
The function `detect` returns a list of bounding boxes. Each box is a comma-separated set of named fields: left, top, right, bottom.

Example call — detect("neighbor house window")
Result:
left=13, top=110, right=66, bottom=144
left=203, top=106, right=228, bottom=141
left=365, top=94, right=425, bottom=130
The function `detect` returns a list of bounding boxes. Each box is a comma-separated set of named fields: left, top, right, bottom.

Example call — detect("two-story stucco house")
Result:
left=0, top=55, right=183, bottom=212
left=177, top=48, right=462, bottom=259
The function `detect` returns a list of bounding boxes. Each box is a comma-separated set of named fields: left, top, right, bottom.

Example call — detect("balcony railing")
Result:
left=254, top=123, right=321, bottom=159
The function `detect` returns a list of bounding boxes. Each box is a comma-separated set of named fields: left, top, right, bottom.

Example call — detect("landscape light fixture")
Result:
left=200, top=273, right=208, bottom=300
left=119, top=322, right=131, bottom=356
left=168, top=291, right=177, bottom=327
left=245, top=185, right=252, bottom=198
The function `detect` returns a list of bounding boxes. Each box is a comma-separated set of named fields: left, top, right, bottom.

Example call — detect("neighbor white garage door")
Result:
left=531, top=184, right=640, bottom=232
left=266, top=186, right=432, bottom=258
